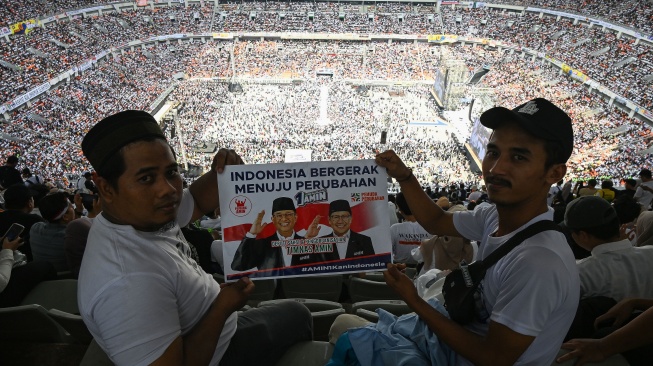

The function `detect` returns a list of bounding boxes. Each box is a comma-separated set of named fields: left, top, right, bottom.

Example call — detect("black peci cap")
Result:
left=81, top=110, right=166, bottom=172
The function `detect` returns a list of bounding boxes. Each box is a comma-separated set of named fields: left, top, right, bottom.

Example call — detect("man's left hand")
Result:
left=384, top=263, right=420, bottom=304
left=212, top=148, right=244, bottom=174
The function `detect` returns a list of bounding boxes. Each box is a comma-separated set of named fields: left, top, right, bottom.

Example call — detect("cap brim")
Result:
left=480, top=107, right=558, bottom=142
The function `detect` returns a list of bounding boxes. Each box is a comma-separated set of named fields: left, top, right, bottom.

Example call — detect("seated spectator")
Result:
left=564, top=196, right=653, bottom=340
left=612, top=195, right=642, bottom=246
left=64, top=195, right=102, bottom=278
left=390, top=192, right=432, bottom=265
left=0, top=184, right=45, bottom=261
left=30, top=192, right=77, bottom=272
left=565, top=196, right=653, bottom=300
left=419, top=204, right=475, bottom=273
left=0, top=155, right=23, bottom=190
left=579, top=179, right=599, bottom=197
left=636, top=211, right=653, bottom=247
left=0, top=236, right=57, bottom=308
left=634, top=169, right=653, bottom=212
left=595, top=180, right=615, bottom=202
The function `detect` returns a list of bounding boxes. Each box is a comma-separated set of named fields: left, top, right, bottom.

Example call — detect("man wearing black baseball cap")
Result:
left=564, top=195, right=653, bottom=301
left=375, top=98, right=579, bottom=365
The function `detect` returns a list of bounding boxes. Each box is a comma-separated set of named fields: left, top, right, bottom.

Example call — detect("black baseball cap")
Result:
left=480, top=98, right=574, bottom=164
left=564, top=196, right=618, bottom=230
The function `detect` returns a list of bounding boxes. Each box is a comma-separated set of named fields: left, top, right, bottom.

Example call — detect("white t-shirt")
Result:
left=390, top=221, right=432, bottom=264
left=634, top=181, right=653, bottom=210
left=577, top=239, right=653, bottom=300
left=453, top=204, right=579, bottom=366
left=547, top=185, right=561, bottom=206
left=78, top=189, right=237, bottom=366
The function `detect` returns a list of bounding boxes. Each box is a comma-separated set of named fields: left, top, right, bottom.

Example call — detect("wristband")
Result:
left=396, top=168, right=413, bottom=183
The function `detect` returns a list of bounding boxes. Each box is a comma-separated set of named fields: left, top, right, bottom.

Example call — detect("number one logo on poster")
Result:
left=229, top=196, right=252, bottom=217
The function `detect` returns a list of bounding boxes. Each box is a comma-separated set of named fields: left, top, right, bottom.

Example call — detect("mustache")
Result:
left=156, top=198, right=179, bottom=208
left=485, top=176, right=512, bottom=188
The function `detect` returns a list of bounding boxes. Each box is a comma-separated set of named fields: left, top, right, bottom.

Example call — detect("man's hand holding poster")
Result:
left=218, top=159, right=392, bottom=281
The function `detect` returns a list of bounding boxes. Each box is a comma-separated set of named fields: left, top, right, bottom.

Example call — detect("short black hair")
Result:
left=625, top=179, right=637, bottom=188
left=587, top=179, right=597, bottom=187
left=3, top=184, right=32, bottom=210
left=612, top=196, right=641, bottom=224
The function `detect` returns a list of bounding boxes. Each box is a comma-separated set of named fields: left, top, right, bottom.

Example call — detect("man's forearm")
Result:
left=396, top=175, right=449, bottom=235
left=189, top=169, right=220, bottom=221
left=181, top=298, right=231, bottom=365
left=600, top=306, right=653, bottom=358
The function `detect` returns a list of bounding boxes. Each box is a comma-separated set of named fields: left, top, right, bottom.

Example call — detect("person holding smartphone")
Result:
left=1, top=227, right=56, bottom=308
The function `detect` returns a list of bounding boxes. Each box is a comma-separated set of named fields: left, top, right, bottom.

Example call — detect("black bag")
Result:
left=442, top=220, right=562, bottom=324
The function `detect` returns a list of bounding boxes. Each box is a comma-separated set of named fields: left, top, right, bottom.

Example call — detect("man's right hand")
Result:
left=249, top=210, right=266, bottom=235
left=2, top=237, right=23, bottom=251
left=216, top=278, right=255, bottom=314
left=375, top=150, right=412, bottom=181
left=594, top=298, right=637, bottom=329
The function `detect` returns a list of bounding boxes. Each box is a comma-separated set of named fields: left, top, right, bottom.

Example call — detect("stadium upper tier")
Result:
left=1, top=0, right=652, bottom=33
left=0, top=1, right=651, bottom=109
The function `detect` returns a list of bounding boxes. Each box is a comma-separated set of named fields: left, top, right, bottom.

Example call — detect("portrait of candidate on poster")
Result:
left=218, top=159, right=393, bottom=281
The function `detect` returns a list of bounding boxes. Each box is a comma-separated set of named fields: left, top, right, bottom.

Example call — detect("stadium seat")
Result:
left=259, top=298, right=345, bottom=341
left=47, top=309, right=94, bottom=345
left=20, top=279, right=79, bottom=314
left=348, top=277, right=402, bottom=303
left=351, top=300, right=412, bottom=322
left=281, top=275, right=343, bottom=302
left=80, top=339, right=114, bottom=366
left=246, top=279, right=277, bottom=306
left=362, top=271, right=385, bottom=282
left=554, top=348, right=629, bottom=366
left=0, top=304, right=74, bottom=344
left=274, top=341, right=334, bottom=366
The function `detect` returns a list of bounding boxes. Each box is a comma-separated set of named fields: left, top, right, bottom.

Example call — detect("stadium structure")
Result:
left=0, top=0, right=652, bottom=186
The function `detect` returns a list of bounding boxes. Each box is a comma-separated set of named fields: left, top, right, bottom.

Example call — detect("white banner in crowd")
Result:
left=8, top=82, right=50, bottom=111
left=218, top=160, right=392, bottom=281
left=284, top=149, right=312, bottom=163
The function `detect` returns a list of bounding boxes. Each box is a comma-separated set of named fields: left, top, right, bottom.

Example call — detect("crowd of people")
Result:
left=0, top=38, right=651, bottom=187
left=0, top=2, right=651, bottom=108
left=166, top=78, right=477, bottom=188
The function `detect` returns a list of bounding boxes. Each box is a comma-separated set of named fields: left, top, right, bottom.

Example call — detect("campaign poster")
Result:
left=218, top=159, right=393, bottom=281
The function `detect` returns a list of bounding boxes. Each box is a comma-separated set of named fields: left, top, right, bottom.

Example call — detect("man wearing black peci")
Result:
left=321, top=199, right=375, bottom=261
left=231, top=197, right=321, bottom=271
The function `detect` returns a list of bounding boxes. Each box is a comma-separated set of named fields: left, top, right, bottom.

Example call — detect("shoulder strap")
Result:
left=479, top=220, right=562, bottom=271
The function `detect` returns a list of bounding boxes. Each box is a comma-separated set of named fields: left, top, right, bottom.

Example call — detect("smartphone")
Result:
left=2, top=223, right=25, bottom=241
